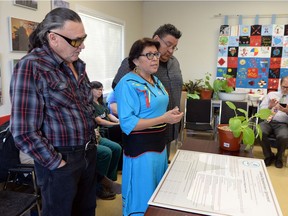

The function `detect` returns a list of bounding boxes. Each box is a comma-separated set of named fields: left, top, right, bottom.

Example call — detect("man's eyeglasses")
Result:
left=159, top=37, right=178, bottom=52
left=139, top=52, right=161, bottom=60
left=48, top=31, right=87, bottom=48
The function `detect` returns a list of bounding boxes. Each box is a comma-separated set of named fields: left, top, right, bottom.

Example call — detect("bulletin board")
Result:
left=217, top=24, right=288, bottom=94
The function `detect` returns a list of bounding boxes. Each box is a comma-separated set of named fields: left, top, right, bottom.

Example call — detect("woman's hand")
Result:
left=162, top=106, right=184, bottom=124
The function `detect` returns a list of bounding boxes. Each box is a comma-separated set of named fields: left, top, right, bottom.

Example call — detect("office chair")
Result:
left=219, top=100, right=249, bottom=124
left=182, top=99, right=215, bottom=139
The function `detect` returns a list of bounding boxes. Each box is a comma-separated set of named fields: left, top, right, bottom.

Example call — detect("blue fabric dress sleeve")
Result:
left=115, top=76, right=140, bottom=135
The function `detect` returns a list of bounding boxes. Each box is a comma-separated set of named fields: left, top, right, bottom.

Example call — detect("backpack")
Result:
left=0, top=120, right=20, bottom=182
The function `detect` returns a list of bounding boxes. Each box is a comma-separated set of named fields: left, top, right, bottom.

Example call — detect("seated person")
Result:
left=258, top=76, right=288, bottom=169
left=91, top=81, right=119, bottom=126
left=95, top=128, right=122, bottom=199
left=106, top=90, right=118, bottom=117
left=91, top=81, right=122, bottom=144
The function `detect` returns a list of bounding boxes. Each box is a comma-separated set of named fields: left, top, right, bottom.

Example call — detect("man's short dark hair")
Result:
left=153, top=24, right=182, bottom=39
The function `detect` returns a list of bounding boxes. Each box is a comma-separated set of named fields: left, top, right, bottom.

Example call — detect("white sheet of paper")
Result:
left=148, top=150, right=283, bottom=216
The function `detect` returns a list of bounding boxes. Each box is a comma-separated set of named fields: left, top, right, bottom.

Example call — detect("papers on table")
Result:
left=148, top=150, right=283, bottom=216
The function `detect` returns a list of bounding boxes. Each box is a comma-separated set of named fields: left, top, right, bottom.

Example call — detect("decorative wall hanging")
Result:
left=9, top=17, right=39, bottom=52
left=13, top=0, right=38, bottom=10
left=217, top=24, right=288, bottom=94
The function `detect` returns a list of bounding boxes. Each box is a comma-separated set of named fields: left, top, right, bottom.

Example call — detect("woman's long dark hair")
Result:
left=90, top=81, right=104, bottom=105
left=28, top=8, right=82, bottom=53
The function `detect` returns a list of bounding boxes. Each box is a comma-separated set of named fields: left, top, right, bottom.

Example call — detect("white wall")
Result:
left=1, top=1, right=288, bottom=116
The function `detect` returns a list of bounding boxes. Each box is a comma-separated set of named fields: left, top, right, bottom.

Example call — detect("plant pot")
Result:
left=217, top=124, right=242, bottom=151
left=218, top=91, right=247, bottom=101
left=200, top=89, right=213, bottom=100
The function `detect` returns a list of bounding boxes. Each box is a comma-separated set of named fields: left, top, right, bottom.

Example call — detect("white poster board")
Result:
left=148, top=150, right=283, bottom=216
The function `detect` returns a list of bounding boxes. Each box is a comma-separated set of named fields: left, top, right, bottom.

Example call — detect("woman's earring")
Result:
left=133, top=66, right=140, bottom=74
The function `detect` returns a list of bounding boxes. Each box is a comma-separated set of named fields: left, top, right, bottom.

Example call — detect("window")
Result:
left=79, top=11, right=124, bottom=93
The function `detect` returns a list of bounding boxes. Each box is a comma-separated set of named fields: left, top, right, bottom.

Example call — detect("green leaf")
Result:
left=242, top=127, right=255, bottom=145
left=256, top=108, right=272, bottom=120
left=226, top=101, right=236, bottom=110
left=187, top=93, right=200, bottom=99
left=229, top=118, right=241, bottom=131
left=237, top=108, right=248, bottom=117
left=256, top=124, right=262, bottom=140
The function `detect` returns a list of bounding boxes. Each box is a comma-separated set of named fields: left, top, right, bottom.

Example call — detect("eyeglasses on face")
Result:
left=48, top=31, right=87, bottom=48
left=139, top=52, right=161, bottom=60
left=159, top=37, right=178, bottom=52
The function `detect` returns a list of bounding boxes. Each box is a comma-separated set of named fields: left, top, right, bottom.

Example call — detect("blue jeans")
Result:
left=34, top=146, right=98, bottom=216
left=97, top=138, right=122, bottom=181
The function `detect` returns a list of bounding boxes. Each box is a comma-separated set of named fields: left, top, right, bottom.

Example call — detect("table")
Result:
left=180, top=135, right=253, bottom=158
left=145, top=136, right=253, bottom=216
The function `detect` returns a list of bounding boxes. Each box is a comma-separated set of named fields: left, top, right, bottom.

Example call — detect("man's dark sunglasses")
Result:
left=48, top=31, right=87, bottom=48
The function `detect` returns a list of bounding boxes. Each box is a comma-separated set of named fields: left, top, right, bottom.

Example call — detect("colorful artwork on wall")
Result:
left=9, top=17, right=39, bottom=52
left=217, top=24, right=288, bottom=94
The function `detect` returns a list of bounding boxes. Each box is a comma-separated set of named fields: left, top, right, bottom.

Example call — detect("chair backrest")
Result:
left=185, top=99, right=212, bottom=124
left=219, top=100, right=249, bottom=124
left=0, top=120, right=20, bottom=182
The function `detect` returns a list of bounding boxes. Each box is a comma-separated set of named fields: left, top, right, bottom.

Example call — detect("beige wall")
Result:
left=142, top=1, right=288, bottom=83
left=1, top=1, right=288, bottom=116
left=0, top=0, right=142, bottom=116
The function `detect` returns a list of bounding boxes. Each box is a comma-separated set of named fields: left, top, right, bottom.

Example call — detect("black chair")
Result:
left=255, top=105, right=288, bottom=167
left=0, top=190, right=39, bottom=216
left=0, top=120, right=41, bottom=216
left=219, top=100, right=249, bottom=124
left=182, top=99, right=215, bottom=138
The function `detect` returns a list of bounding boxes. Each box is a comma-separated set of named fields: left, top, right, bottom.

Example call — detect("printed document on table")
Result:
left=148, top=150, right=283, bottom=216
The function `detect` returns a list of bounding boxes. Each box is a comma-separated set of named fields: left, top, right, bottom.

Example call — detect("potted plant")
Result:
left=213, top=74, right=234, bottom=99
left=213, top=74, right=248, bottom=101
left=182, top=79, right=203, bottom=99
left=199, top=72, right=214, bottom=100
left=217, top=101, right=271, bottom=151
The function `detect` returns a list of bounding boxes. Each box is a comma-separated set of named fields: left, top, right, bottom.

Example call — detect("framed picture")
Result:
left=9, top=17, right=39, bottom=52
left=13, top=0, right=38, bottom=10
left=51, top=0, right=69, bottom=10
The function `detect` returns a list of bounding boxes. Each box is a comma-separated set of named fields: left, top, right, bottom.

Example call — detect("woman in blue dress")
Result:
left=115, top=38, right=183, bottom=216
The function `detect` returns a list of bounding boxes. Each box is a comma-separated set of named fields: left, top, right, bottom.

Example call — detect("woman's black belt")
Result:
left=122, top=123, right=167, bottom=157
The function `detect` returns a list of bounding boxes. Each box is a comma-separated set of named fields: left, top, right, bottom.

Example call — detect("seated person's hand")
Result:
left=278, top=103, right=288, bottom=113
left=269, top=98, right=279, bottom=109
